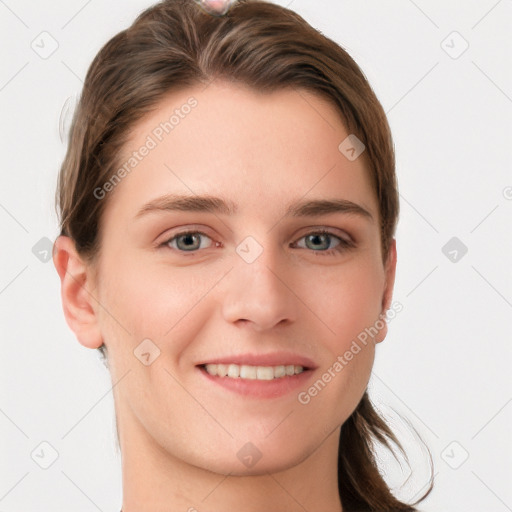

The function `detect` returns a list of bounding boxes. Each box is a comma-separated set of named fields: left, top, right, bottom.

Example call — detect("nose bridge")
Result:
left=221, top=235, right=297, bottom=331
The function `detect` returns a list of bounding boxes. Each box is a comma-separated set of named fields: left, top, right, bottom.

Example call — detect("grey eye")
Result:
left=296, top=233, right=341, bottom=251
left=166, top=232, right=213, bottom=252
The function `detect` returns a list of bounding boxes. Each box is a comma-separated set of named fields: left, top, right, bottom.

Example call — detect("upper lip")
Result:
left=196, top=352, right=317, bottom=370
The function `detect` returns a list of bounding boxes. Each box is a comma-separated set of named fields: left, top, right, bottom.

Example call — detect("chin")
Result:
left=193, top=439, right=313, bottom=477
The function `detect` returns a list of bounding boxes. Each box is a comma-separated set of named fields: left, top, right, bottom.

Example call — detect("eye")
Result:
left=161, top=230, right=214, bottom=252
left=293, top=230, right=355, bottom=256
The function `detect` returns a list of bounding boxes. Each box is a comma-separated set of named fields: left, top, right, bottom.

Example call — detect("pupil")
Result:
left=310, top=234, right=327, bottom=249
left=181, top=234, right=198, bottom=250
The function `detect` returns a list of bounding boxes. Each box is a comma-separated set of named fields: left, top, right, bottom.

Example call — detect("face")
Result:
left=71, top=80, right=396, bottom=475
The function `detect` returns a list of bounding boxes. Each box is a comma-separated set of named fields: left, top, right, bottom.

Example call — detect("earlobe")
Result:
left=52, top=235, right=104, bottom=349
left=375, top=238, right=397, bottom=344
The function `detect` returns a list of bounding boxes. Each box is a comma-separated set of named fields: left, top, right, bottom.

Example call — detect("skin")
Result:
left=53, top=80, right=397, bottom=512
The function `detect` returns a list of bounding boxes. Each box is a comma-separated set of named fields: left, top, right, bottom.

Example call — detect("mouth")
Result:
left=195, top=355, right=316, bottom=399
left=199, top=363, right=307, bottom=380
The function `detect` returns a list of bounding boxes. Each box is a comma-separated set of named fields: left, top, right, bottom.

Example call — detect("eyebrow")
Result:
left=134, top=193, right=374, bottom=221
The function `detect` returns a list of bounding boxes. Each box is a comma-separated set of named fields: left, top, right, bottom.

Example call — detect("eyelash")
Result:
left=159, top=229, right=356, bottom=256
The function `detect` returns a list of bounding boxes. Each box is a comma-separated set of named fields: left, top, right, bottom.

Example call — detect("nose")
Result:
left=221, top=243, right=298, bottom=332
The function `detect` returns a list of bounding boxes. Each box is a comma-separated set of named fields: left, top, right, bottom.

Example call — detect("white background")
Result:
left=1, top=1, right=511, bottom=511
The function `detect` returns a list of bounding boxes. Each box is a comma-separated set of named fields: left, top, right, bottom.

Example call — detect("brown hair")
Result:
left=55, top=0, right=434, bottom=509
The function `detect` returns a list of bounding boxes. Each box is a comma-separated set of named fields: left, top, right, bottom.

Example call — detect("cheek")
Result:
left=305, top=258, right=383, bottom=407
left=317, top=257, right=385, bottom=352
left=97, top=252, right=217, bottom=356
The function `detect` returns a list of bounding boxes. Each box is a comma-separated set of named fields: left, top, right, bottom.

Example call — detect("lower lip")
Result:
left=197, top=365, right=315, bottom=399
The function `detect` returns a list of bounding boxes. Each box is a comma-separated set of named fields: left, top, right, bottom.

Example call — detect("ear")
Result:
left=374, top=238, right=397, bottom=344
left=52, top=235, right=104, bottom=349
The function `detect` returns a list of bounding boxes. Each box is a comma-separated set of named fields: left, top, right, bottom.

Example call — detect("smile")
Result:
left=197, top=363, right=314, bottom=399
left=203, top=363, right=304, bottom=380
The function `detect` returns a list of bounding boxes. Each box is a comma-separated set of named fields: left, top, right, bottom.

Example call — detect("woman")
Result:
left=53, top=0, right=434, bottom=510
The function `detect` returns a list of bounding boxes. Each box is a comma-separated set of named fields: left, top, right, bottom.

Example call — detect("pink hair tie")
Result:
left=195, top=0, right=237, bottom=16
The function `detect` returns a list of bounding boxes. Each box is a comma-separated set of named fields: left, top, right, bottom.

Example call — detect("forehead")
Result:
left=104, top=80, right=377, bottom=222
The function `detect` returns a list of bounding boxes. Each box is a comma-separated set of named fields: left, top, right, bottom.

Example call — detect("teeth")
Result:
left=217, top=363, right=228, bottom=377
left=227, top=364, right=239, bottom=378
left=274, top=365, right=286, bottom=378
left=204, top=363, right=304, bottom=380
